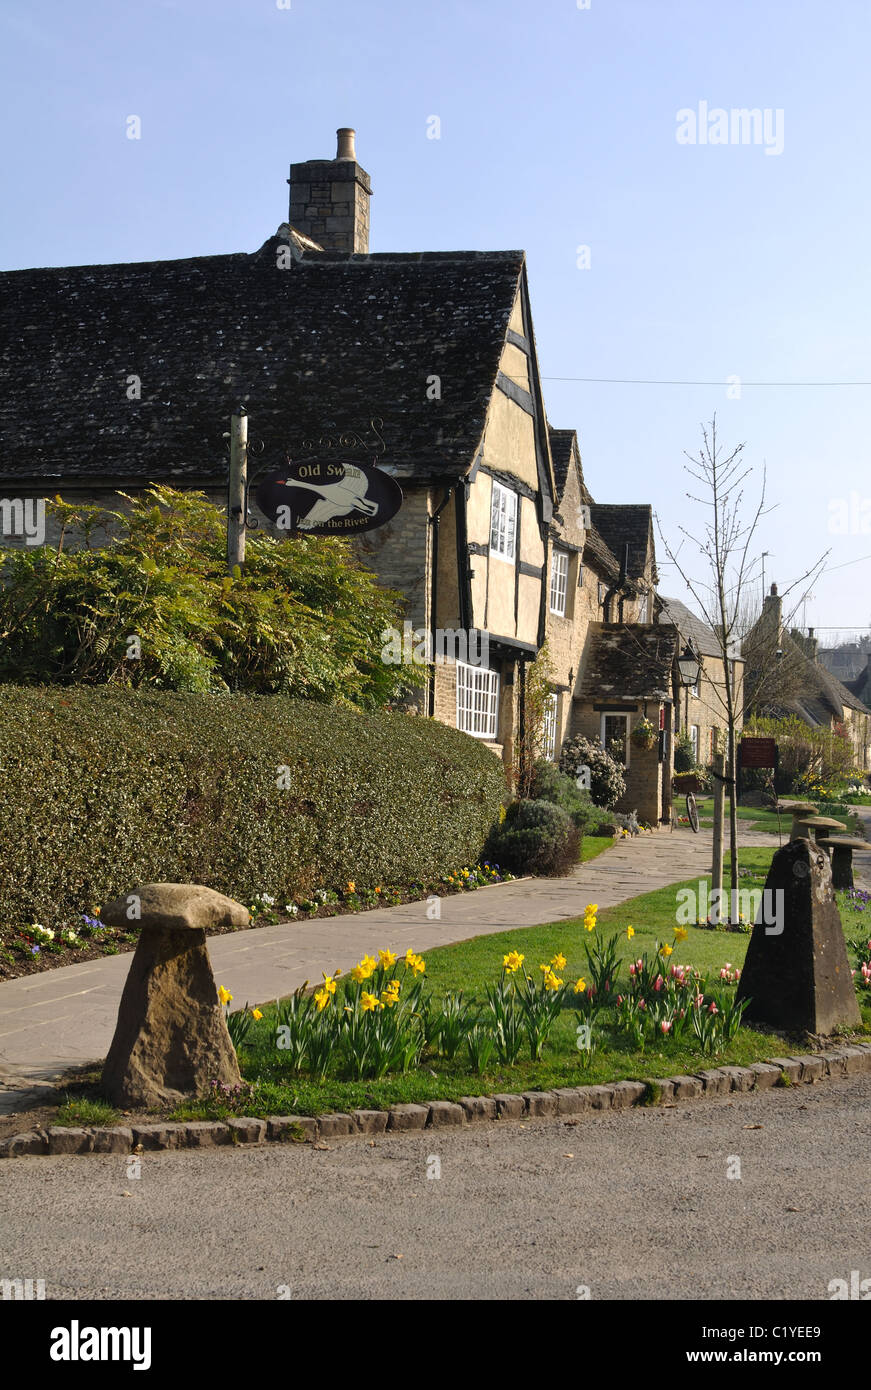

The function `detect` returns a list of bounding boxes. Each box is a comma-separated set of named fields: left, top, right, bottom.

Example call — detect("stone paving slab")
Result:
left=0, top=823, right=777, bottom=1109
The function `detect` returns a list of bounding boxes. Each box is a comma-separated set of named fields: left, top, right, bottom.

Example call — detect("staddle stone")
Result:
left=736, top=839, right=860, bottom=1035
left=101, top=883, right=249, bottom=1108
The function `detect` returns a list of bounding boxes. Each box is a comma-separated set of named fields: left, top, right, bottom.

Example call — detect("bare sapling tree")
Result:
left=657, top=417, right=828, bottom=908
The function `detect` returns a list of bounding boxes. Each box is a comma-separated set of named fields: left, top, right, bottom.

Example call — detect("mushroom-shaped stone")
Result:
left=101, top=884, right=250, bottom=1108
left=794, top=815, right=847, bottom=843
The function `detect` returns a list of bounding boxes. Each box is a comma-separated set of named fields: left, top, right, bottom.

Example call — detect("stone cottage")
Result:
left=0, top=125, right=724, bottom=815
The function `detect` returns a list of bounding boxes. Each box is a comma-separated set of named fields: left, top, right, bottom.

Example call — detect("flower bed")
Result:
left=212, top=907, right=754, bottom=1100
left=0, top=862, right=516, bottom=982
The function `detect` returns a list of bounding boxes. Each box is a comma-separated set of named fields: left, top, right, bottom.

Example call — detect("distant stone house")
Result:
left=658, top=596, right=745, bottom=766
left=743, top=586, right=871, bottom=771
left=0, top=126, right=715, bottom=815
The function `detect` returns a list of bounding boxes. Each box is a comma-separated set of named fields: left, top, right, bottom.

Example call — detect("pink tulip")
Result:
left=660, top=1020, right=672, bottom=1034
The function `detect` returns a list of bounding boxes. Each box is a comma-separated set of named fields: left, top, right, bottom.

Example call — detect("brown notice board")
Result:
left=739, top=737, right=777, bottom=769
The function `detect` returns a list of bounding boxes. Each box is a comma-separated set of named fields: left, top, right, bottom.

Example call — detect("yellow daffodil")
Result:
left=351, top=964, right=366, bottom=982
left=661, top=944, right=673, bottom=957
left=314, top=988, right=330, bottom=1011
left=321, top=973, right=338, bottom=995
left=503, top=950, right=524, bottom=974
left=584, top=916, right=597, bottom=933
left=626, top=926, right=635, bottom=940
left=674, top=927, right=688, bottom=942
left=409, top=954, right=426, bottom=975
left=361, top=991, right=379, bottom=1012
left=543, top=970, right=563, bottom=991
left=378, top=948, right=397, bottom=969
left=573, top=977, right=587, bottom=994
left=551, top=952, right=567, bottom=971
left=251, top=1008, right=263, bottom=1021
left=218, top=986, right=233, bottom=1006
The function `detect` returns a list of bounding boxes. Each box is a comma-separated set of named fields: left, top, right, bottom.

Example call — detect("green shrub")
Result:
left=529, top=759, right=598, bottom=836
left=483, top=799, right=580, bottom=877
left=0, top=487, right=424, bottom=708
left=674, top=732, right=696, bottom=773
left=0, top=686, right=506, bottom=935
left=558, top=735, right=626, bottom=810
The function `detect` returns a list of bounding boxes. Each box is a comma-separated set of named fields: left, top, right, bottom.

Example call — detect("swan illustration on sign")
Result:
left=256, top=459, right=403, bottom=536
left=290, top=462, right=379, bottom=528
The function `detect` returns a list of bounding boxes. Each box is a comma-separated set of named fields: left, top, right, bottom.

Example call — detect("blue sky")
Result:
left=2, top=0, right=869, bottom=637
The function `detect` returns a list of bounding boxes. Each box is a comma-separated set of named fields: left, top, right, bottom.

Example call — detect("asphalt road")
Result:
left=2, top=1076, right=870, bottom=1301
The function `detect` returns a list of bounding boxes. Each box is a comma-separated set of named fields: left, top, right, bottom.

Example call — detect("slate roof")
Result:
left=546, top=425, right=625, bottom=580
left=0, top=236, right=525, bottom=487
left=658, top=597, right=726, bottom=661
left=747, top=627, right=871, bottom=722
left=547, top=428, right=577, bottom=500
left=578, top=622, right=679, bottom=700
left=588, top=503, right=655, bottom=581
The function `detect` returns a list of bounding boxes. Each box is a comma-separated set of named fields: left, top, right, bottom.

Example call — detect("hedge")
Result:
left=0, top=687, right=506, bottom=935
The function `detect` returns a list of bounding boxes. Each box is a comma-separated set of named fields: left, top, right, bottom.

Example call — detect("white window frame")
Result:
left=457, top=662, right=500, bottom=740
left=600, top=712, right=630, bottom=768
left=690, top=724, right=700, bottom=761
left=637, top=592, right=649, bottom=623
left=489, top=481, right=517, bottom=563
left=549, top=549, right=569, bottom=616
left=542, top=692, right=559, bottom=760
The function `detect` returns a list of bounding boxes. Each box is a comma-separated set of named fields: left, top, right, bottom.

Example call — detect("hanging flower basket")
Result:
left=630, top=718, right=658, bottom=751
left=673, top=770, right=704, bottom=794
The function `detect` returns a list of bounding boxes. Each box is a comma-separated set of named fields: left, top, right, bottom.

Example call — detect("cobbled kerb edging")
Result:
left=2, top=1045, right=870, bottom=1158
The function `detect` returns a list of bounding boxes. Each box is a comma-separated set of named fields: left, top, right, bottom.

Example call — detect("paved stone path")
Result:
left=0, top=822, right=785, bottom=1110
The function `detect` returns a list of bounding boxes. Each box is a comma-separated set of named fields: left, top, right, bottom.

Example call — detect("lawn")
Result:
left=579, top=834, right=614, bottom=863
left=695, top=798, right=861, bottom=837
left=160, top=843, right=870, bottom=1122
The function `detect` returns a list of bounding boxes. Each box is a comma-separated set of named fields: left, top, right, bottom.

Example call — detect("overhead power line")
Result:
left=541, top=376, right=871, bottom=387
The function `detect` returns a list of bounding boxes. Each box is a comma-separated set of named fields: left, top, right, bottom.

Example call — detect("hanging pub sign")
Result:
left=739, top=737, right=777, bottom=769
left=256, top=459, right=402, bottom=536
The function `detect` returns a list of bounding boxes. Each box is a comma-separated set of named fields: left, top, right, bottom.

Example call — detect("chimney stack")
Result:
left=288, top=127, right=372, bottom=254
left=761, top=582, right=783, bottom=643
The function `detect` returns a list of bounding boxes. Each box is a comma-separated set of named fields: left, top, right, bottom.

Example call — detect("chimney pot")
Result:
left=336, top=127, right=357, bottom=160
